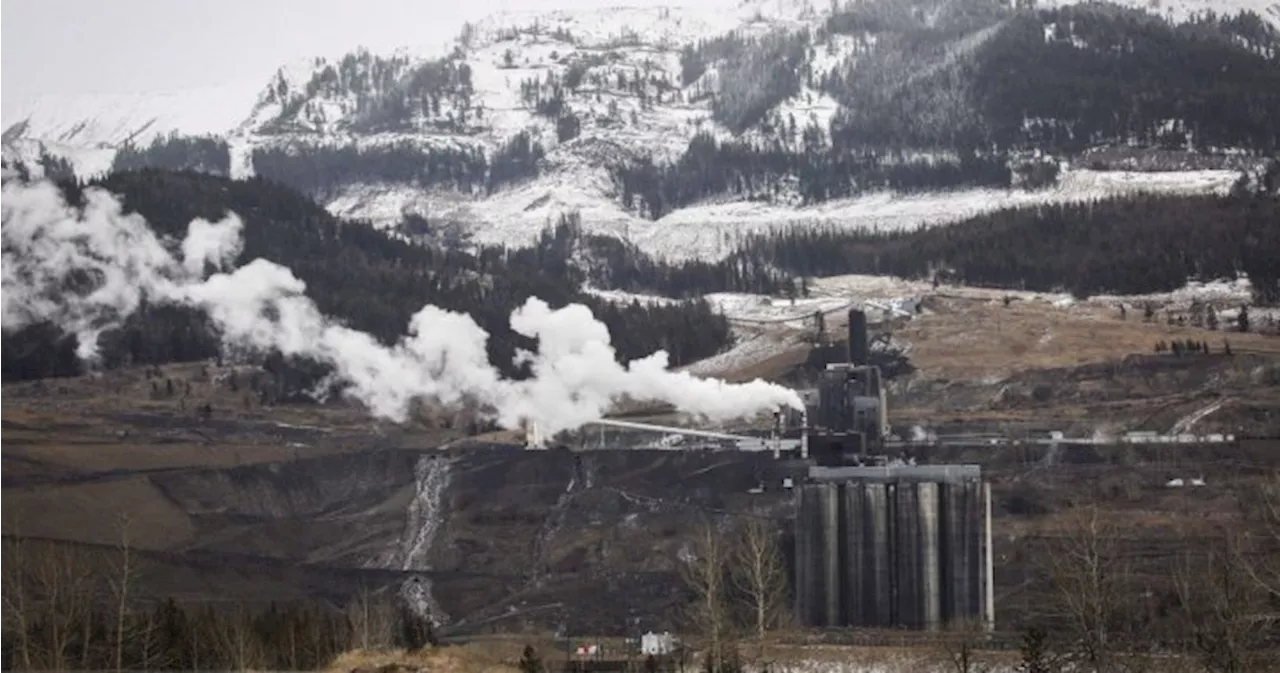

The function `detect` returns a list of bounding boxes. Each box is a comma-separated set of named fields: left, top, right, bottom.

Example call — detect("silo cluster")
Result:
left=793, top=466, right=991, bottom=630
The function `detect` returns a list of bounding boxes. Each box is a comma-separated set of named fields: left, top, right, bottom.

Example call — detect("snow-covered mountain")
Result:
left=235, top=0, right=830, bottom=150
left=1, top=81, right=264, bottom=178
left=4, top=0, right=1277, bottom=261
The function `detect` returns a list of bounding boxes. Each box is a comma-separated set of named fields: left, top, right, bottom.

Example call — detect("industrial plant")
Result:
left=790, top=309, right=992, bottom=630
left=546, top=308, right=997, bottom=632
left=520, top=301, right=1254, bottom=634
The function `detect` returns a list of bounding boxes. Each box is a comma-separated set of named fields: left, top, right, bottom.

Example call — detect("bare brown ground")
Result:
left=1, top=361, right=465, bottom=470
left=3, top=475, right=194, bottom=548
left=321, top=639, right=1234, bottom=673
left=321, top=638, right=1011, bottom=673
left=897, top=296, right=1280, bottom=381
left=706, top=294, right=1280, bottom=384
left=327, top=645, right=521, bottom=673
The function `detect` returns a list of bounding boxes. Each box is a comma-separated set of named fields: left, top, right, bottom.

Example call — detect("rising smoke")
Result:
left=1, top=179, right=802, bottom=435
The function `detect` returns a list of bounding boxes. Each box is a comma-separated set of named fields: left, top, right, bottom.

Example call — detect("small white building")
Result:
left=640, top=632, right=677, bottom=656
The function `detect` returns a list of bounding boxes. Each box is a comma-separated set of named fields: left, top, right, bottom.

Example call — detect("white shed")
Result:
left=640, top=632, right=676, bottom=655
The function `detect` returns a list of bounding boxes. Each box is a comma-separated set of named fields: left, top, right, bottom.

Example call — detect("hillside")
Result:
left=172, top=0, right=1280, bottom=243
left=0, top=171, right=734, bottom=392
left=4, top=0, right=1278, bottom=259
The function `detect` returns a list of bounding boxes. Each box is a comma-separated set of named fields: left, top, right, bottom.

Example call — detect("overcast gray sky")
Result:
left=2, top=0, right=733, bottom=113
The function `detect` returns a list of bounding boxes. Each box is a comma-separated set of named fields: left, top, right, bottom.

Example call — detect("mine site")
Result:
left=6, top=268, right=1280, bottom=671
left=4, top=0, right=1280, bottom=671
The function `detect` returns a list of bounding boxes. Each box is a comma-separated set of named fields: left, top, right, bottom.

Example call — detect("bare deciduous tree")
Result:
left=135, top=607, right=161, bottom=671
left=345, top=582, right=397, bottom=651
left=109, top=514, right=136, bottom=672
left=1237, top=472, right=1280, bottom=601
left=31, top=542, right=96, bottom=670
left=680, top=517, right=736, bottom=673
left=729, top=517, right=789, bottom=656
left=1174, top=531, right=1272, bottom=673
left=939, top=619, right=994, bottom=673
left=2, top=531, right=34, bottom=670
left=212, top=606, right=265, bottom=672
left=1040, top=505, right=1130, bottom=673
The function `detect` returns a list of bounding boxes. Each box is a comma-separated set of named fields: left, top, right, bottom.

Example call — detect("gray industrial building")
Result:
left=789, top=309, right=995, bottom=631
left=793, top=464, right=994, bottom=630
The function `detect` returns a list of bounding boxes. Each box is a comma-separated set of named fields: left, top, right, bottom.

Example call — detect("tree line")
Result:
left=516, top=186, right=1278, bottom=305
left=608, top=131, right=1015, bottom=219
left=971, top=6, right=1280, bottom=153
left=820, top=0, right=1009, bottom=38
left=255, top=48, right=478, bottom=135
left=4, top=154, right=77, bottom=183
left=249, top=131, right=543, bottom=198
left=545, top=213, right=790, bottom=298
left=706, top=30, right=812, bottom=134
left=112, top=133, right=232, bottom=176
left=1, top=170, right=733, bottom=389
left=735, top=191, right=1280, bottom=301
left=6, top=164, right=1275, bottom=350
left=0, top=536, right=436, bottom=671
left=349, top=56, right=475, bottom=133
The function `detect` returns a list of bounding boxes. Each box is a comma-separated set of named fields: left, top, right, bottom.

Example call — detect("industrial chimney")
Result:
left=848, top=309, right=868, bottom=365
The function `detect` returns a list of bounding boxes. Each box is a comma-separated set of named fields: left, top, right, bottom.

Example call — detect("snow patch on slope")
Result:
left=1042, top=0, right=1280, bottom=29
left=0, top=138, right=118, bottom=181
left=1091, top=276, right=1256, bottom=307
left=706, top=293, right=854, bottom=325
left=3, top=82, right=261, bottom=148
left=468, top=0, right=820, bottom=52
left=581, top=286, right=681, bottom=307
left=683, top=331, right=799, bottom=376
left=3, top=81, right=264, bottom=180
left=332, top=166, right=1238, bottom=262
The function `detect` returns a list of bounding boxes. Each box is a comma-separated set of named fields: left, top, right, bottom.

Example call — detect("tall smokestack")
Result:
left=848, top=309, right=868, bottom=366
left=983, top=480, right=995, bottom=632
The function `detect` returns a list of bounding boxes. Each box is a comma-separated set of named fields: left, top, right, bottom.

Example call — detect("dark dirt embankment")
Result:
left=6, top=354, right=1280, bottom=635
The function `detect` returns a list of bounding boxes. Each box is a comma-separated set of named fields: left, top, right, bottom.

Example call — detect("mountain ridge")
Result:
left=7, top=0, right=1276, bottom=153
left=4, top=0, right=1278, bottom=260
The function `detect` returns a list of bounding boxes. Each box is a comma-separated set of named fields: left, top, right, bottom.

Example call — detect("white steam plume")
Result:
left=2, top=179, right=802, bottom=434
left=1, top=180, right=242, bottom=360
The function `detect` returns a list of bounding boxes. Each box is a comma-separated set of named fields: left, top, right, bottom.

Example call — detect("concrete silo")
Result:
left=793, top=464, right=993, bottom=630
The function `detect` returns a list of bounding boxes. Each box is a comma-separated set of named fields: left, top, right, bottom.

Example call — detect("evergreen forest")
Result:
left=737, top=192, right=1280, bottom=301
left=821, top=2, right=1280, bottom=153
left=608, top=132, right=1017, bottom=219
left=250, top=131, right=543, bottom=198
left=522, top=188, right=1280, bottom=305
left=112, top=134, right=232, bottom=176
